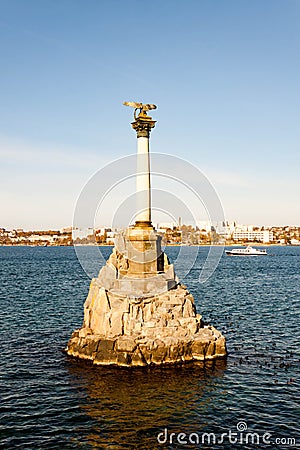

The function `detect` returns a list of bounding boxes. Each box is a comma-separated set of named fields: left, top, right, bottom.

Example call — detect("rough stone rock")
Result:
left=182, top=298, right=195, bottom=318
left=109, top=309, right=123, bottom=337
left=138, top=344, right=153, bottom=364
left=116, top=336, right=137, bottom=352
left=97, top=264, right=117, bottom=291
left=191, top=338, right=208, bottom=360
left=94, top=350, right=118, bottom=365
left=93, top=339, right=117, bottom=365
left=215, top=336, right=226, bottom=356
left=81, top=336, right=100, bottom=356
left=151, top=342, right=167, bottom=364
left=116, top=352, right=131, bottom=366
left=66, top=241, right=227, bottom=366
left=131, top=348, right=146, bottom=366
left=206, top=341, right=216, bottom=358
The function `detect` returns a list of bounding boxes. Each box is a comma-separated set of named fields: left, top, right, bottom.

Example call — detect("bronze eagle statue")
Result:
left=123, top=101, right=157, bottom=120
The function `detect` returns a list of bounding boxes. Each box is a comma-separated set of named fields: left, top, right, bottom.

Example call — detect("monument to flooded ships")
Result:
left=66, top=102, right=227, bottom=366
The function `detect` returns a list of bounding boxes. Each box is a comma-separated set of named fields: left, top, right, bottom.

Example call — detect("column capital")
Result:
left=131, top=115, right=156, bottom=138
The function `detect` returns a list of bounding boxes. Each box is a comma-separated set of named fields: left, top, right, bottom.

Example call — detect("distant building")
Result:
left=158, top=222, right=178, bottom=230
left=105, top=230, right=116, bottom=245
left=196, top=221, right=211, bottom=233
left=291, top=238, right=300, bottom=245
left=29, top=235, right=55, bottom=243
left=216, top=221, right=237, bottom=238
left=60, top=226, right=73, bottom=234
left=233, top=230, right=273, bottom=243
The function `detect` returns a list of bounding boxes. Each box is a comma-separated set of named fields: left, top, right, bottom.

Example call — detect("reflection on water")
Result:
left=66, top=359, right=227, bottom=448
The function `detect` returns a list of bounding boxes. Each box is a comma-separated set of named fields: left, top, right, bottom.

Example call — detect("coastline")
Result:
left=0, top=243, right=296, bottom=247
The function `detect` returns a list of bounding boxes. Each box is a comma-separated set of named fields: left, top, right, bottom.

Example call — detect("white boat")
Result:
left=225, top=245, right=267, bottom=256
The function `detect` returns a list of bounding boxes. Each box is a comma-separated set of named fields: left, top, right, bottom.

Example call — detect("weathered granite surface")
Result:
left=66, top=238, right=227, bottom=366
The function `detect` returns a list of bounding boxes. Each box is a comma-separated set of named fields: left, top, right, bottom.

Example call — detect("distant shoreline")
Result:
left=0, top=243, right=298, bottom=248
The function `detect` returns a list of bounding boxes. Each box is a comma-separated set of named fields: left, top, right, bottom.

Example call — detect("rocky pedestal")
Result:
left=66, top=229, right=227, bottom=367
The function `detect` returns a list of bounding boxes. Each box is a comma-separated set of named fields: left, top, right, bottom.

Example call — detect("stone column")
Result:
left=131, top=112, right=156, bottom=229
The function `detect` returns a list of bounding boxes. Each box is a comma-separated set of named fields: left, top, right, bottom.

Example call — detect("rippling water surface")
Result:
left=0, top=246, right=299, bottom=449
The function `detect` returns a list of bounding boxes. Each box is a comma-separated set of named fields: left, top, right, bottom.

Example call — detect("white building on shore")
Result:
left=233, top=230, right=274, bottom=243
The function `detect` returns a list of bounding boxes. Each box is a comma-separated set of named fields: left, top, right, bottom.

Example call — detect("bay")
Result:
left=0, top=246, right=299, bottom=449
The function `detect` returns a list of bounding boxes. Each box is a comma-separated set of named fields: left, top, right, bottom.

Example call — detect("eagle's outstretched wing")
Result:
left=142, top=104, right=157, bottom=111
left=123, top=101, right=157, bottom=111
left=123, top=101, right=143, bottom=108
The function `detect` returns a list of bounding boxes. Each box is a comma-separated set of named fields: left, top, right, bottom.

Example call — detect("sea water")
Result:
left=0, top=246, right=299, bottom=449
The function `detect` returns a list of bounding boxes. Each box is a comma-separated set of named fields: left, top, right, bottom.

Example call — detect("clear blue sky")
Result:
left=1, top=0, right=299, bottom=229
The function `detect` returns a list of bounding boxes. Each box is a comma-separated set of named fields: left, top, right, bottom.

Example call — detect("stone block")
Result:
left=178, top=317, right=196, bottom=331
left=94, top=350, right=118, bottom=365
left=157, top=317, right=167, bottom=327
left=215, top=336, right=226, bottom=356
left=159, top=293, right=170, bottom=302
left=186, top=293, right=195, bottom=303
left=210, top=326, right=222, bottom=339
left=171, top=305, right=184, bottom=319
left=156, top=326, right=178, bottom=338
left=191, top=339, right=209, bottom=360
left=143, top=320, right=156, bottom=328
left=98, top=264, right=117, bottom=290
left=134, top=322, right=142, bottom=333
left=167, top=293, right=185, bottom=306
left=122, top=312, right=131, bottom=334
left=98, top=339, right=115, bottom=352
left=198, top=327, right=215, bottom=340
left=164, top=264, right=175, bottom=280
left=165, top=343, right=182, bottom=363
left=135, top=337, right=148, bottom=345
left=164, top=253, right=170, bottom=269
left=131, top=304, right=143, bottom=322
left=206, top=341, right=216, bottom=358
left=78, top=337, right=87, bottom=348
left=166, top=319, right=180, bottom=327
left=78, top=328, right=89, bottom=338
left=108, top=309, right=123, bottom=337
left=116, top=336, right=137, bottom=352
left=142, top=328, right=155, bottom=339
left=196, top=313, right=202, bottom=323
left=128, top=316, right=140, bottom=333
left=187, top=320, right=198, bottom=335
left=157, top=306, right=167, bottom=314
left=109, top=296, right=129, bottom=314
left=117, top=352, right=131, bottom=366
left=90, top=310, right=110, bottom=336
left=161, top=336, right=178, bottom=347
left=67, top=337, right=81, bottom=354
left=143, top=302, right=153, bottom=321
left=180, top=339, right=193, bottom=360
left=151, top=344, right=167, bottom=364
left=83, top=280, right=97, bottom=309
left=139, top=344, right=152, bottom=364
left=81, top=338, right=100, bottom=356
left=131, top=348, right=146, bottom=366
left=93, top=287, right=110, bottom=312
left=83, top=307, right=91, bottom=329
left=93, top=339, right=117, bottom=365
left=183, top=299, right=195, bottom=318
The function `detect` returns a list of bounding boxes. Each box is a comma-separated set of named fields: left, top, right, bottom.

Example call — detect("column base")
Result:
left=134, top=221, right=154, bottom=229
